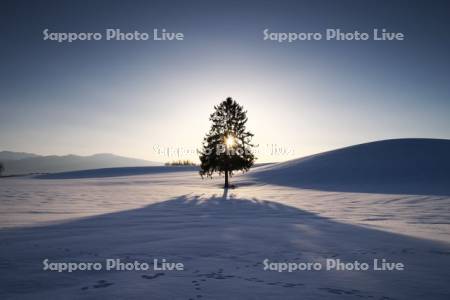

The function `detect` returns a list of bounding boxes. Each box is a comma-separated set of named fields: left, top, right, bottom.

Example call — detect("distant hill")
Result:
left=0, top=152, right=161, bottom=175
left=37, top=165, right=199, bottom=179
left=250, top=138, right=450, bottom=195
left=0, top=151, right=39, bottom=161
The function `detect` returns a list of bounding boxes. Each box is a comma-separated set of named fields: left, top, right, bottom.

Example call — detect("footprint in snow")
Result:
left=142, top=272, right=165, bottom=280
left=92, top=280, right=114, bottom=288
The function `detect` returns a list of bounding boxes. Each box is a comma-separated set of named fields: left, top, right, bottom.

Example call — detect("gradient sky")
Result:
left=1, top=0, right=450, bottom=162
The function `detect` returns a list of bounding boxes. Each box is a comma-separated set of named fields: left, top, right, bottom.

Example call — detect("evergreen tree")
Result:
left=199, top=97, right=255, bottom=188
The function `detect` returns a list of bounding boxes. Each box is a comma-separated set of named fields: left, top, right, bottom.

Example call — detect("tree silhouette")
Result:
left=0, top=162, right=4, bottom=176
left=199, top=97, right=255, bottom=188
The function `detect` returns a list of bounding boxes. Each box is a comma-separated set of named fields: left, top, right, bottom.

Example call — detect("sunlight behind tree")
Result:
left=199, top=97, right=255, bottom=188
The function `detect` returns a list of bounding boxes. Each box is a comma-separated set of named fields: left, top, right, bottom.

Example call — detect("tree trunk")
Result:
left=224, top=170, right=229, bottom=189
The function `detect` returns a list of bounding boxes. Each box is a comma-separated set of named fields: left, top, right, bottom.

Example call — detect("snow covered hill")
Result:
left=250, top=138, right=450, bottom=195
left=0, top=139, right=449, bottom=299
left=37, top=166, right=199, bottom=179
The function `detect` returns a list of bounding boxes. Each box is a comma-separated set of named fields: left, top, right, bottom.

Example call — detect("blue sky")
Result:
left=1, top=0, right=449, bottom=162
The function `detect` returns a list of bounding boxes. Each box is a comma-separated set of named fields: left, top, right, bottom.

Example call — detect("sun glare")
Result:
left=225, top=135, right=236, bottom=148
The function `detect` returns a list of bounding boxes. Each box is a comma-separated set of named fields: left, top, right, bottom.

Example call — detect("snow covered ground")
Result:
left=0, top=165, right=449, bottom=299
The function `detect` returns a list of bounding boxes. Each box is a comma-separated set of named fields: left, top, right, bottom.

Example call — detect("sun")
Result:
left=225, top=135, right=236, bottom=148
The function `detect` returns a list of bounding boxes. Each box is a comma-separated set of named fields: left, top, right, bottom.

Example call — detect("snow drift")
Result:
left=250, top=138, right=450, bottom=195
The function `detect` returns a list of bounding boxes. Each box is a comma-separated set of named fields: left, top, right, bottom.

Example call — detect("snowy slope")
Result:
left=0, top=140, right=449, bottom=299
left=250, top=138, right=450, bottom=195
left=37, top=166, right=199, bottom=179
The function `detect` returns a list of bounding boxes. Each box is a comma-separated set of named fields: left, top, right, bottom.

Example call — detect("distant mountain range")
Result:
left=0, top=151, right=39, bottom=161
left=0, top=151, right=161, bottom=175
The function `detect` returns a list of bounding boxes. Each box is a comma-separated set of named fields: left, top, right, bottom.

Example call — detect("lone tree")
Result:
left=199, top=97, right=255, bottom=188
left=0, top=162, right=4, bottom=176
